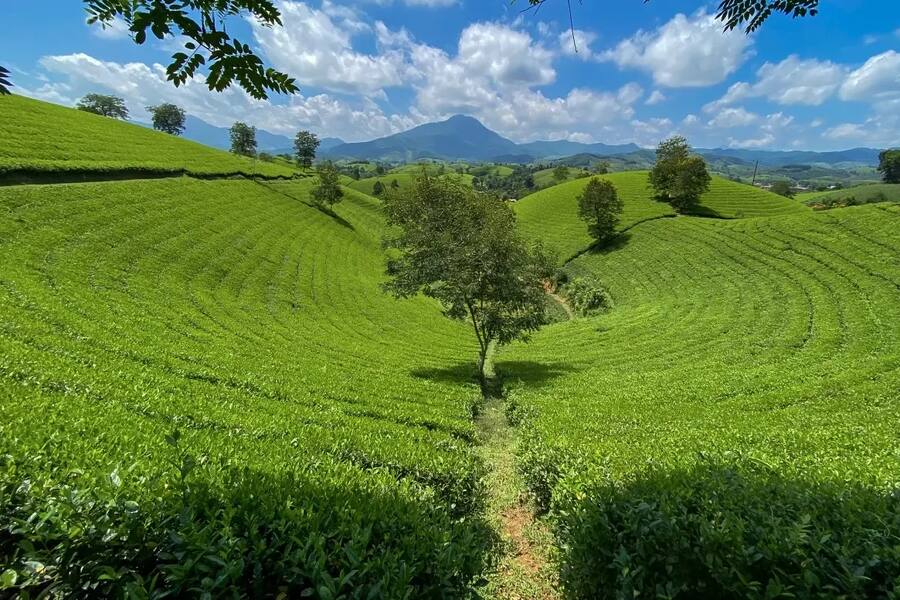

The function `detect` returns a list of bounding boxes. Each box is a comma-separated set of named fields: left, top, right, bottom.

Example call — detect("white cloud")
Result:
left=645, top=90, right=666, bottom=105
left=705, top=55, right=846, bottom=110
left=600, top=11, right=752, bottom=87
left=728, top=133, right=775, bottom=148
left=708, top=107, right=759, bottom=128
left=839, top=50, right=900, bottom=107
left=559, top=29, right=597, bottom=59
left=250, top=1, right=406, bottom=94
left=32, top=53, right=415, bottom=141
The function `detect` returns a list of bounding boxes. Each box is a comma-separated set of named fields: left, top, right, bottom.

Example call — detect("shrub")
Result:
left=564, top=277, right=612, bottom=315
left=553, top=458, right=900, bottom=599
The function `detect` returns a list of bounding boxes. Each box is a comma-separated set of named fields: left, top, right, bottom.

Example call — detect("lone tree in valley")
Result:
left=877, top=149, right=900, bottom=183
left=229, top=122, right=257, bottom=157
left=147, top=103, right=186, bottom=135
left=649, top=136, right=711, bottom=214
left=770, top=180, right=794, bottom=198
left=372, top=180, right=385, bottom=196
left=77, top=94, right=129, bottom=119
left=578, top=178, right=623, bottom=244
left=294, top=130, right=320, bottom=168
left=382, top=175, right=552, bottom=391
left=553, top=165, right=570, bottom=183
left=311, top=161, right=344, bottom=210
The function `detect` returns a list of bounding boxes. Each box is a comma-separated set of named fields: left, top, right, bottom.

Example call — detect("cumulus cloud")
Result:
left=705, top=55, right=846, bottom=111
left=839, top=50, right=900, bottom=108
left=31, top=53, right=416, bottom=141
left=708, top=107, right=759, bottom=128
left=250, top=1, right=406, bottom=94
left=559, top=29, right=597, bottom=59
left=87, top=16, right=130, bottom=40
left=645, top=90, right=666, bottom=105
left=600, top=11, right=752, bottom=87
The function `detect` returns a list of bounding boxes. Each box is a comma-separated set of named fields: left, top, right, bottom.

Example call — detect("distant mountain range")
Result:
left=320, top=114, right=882, bottom=167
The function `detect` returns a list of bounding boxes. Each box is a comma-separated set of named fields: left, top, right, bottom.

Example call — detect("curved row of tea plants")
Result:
left=515, top=171, right=808, bottom=260
left=0, top=177, right=492, bottom=596
left=0, top=95, right=296, bottom=178
left=502, top=203, right=900, bottom=597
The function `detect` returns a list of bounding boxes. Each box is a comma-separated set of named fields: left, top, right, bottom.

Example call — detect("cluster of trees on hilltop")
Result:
left=473, top=166, right=536, bottom=200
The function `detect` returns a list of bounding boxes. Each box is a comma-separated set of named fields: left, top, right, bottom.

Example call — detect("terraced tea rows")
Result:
left=502, top=203, right=900, bottom=596
left=515, top=171, right=808, bottom=259
left=0, top=177, right=490, bottom=596
left=0, top=95, right=296, bottom=178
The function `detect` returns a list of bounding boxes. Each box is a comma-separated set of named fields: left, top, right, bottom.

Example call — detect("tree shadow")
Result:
left=253, top=180, right=355, bottom=230
left=586, top=231, right=633, bottom=255
left=411, top=361, right=482, bottom=387
left=689, top=203, right=729, bottom=219
left=494, top=360, right=579, bottom=389
left=556, top=458, right=900, bottom=599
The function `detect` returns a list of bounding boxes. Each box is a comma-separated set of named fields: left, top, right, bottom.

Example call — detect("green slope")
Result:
left=0, top=177, right=489, bottom=596
left=503, top=203, right=900, bottom=595
left=515, top=170, right=809, bottom=259
left=0, top=94, right=296, bottom=178
left=802, top=182, right=900, bottom=206
left=347, top=172, right=474, bottom=196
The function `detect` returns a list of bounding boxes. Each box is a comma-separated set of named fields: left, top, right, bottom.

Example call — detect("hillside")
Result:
left=800, top=182, right=900, bottom=206
left=0, top=177, right=490, bottom=595
left=504, top=202, right=900, bottom=595
left=515, top=171, right=807, bottom=259
left=1, top=93, right=898, bottom=599
left=0, top=95, right=296, bottom=178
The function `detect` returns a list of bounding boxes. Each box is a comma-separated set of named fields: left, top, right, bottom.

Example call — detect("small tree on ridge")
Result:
left=230, top=122, right=257, bottom=157
left=294, top=130, right=320, bottom=168
left=878, top=149, right=900, bottom=184
left=578, top=178, right=623, bottom=243
left=147, top=103, right=186, bottom=135
left=77, top=94, right=129, bottom=119
left=312, top=161, right=344, bottom=210
left=649, top=136, right=711, bottom=213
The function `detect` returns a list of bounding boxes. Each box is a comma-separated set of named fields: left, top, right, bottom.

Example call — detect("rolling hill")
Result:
left=1, top=92, right=898, bottom=598
left=0, top=95, right=297, bottom=179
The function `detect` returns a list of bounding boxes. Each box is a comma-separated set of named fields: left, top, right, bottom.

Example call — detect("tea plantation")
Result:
left=0, top=96, right=296, bottom=178
left=1, top=95, right=898, bottom=598
left=503, top=203, right=900, bottom=597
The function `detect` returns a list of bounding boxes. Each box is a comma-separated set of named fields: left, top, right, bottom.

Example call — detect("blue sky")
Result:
left=3, top=1, right=899, bottom=149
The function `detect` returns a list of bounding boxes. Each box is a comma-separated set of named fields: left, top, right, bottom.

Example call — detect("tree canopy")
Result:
left=311, top=162, right=344, bottom=210
left=577, top=178, right=623, bottom=243
left=649, top=136, right=711, bottom=214
left=294, top=131, right=320, bottom=168
left=147, top=103, right=187, bottom=135
left=84, top=0, right=297, bottom=100
left=877, top=149, right=900, bottom=184
left=76, top=94, right=129, bottom=119
left=229, top=121, right=257, bottom=157
left=382, top=175, right=552, bottom=388
left=770, top=180, right=794, bottom=198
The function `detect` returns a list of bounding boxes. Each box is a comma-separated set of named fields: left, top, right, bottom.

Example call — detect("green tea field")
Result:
left=1, top=95, right=898, bottom=599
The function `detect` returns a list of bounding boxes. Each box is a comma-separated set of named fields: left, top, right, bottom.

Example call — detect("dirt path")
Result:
left=476, top=397, right=559, bottom=599
left=548, top=291, right=574, bottom=321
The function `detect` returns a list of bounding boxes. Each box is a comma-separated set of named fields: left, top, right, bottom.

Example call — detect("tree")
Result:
left=229, top=122, right=257, bottom=157
left=83, top=0, right=297, bottom=100
left=770, top=180, right=794, bottom=197
left=375, top=164, right=387, bottom=176
left=877, top=149, right=900, bottom=184
left=311, top=162, right=344, bottom=210
left=76, top=94, right=129, bottom=119
left=577, top=178, right=623, bottom=243
left=0, top=66, right=11, bottom=95
left=372, top=180, right=385, bottom=196
left=525, top=0, right=818, bottom=36
left=382, top=175, right=552, bottom=389
left=593, top=161, right=610, bottom=175
left=293, top=130, right=320, bottom=168
left=390, top=179, right=400, bottom=190
left=553, top=165, right=570, bottom=182
left=147, top=103, right=186, bottom=135
left=649, top=136, right=711, bottom=213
